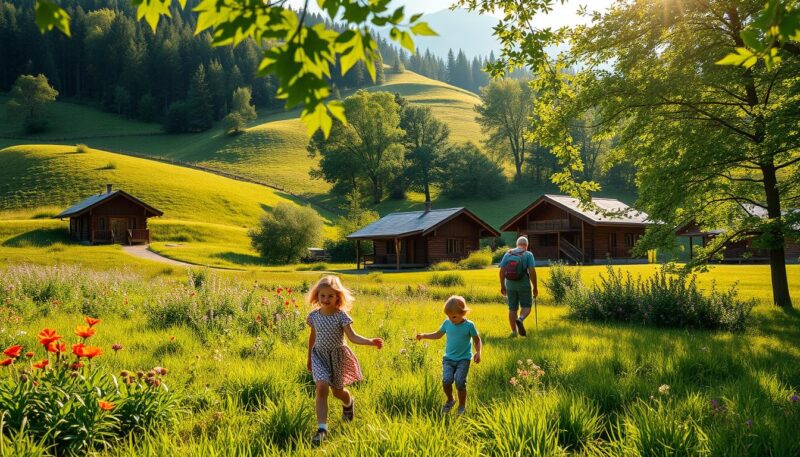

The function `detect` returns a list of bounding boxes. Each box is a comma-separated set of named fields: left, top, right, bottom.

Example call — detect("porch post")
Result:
left=689, top=236, right=693, bottom=260
left=356, top=240, right=361, bottom=270
left=395, top=237, right=401, bottom=270
left=557, top=232, right=561, bottom=261
left=581, top=223, right=585, bottom=264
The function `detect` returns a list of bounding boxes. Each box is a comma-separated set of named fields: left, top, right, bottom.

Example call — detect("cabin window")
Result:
left=624, top=233, right=635, bottom=248
left=98, top=217, right=107, bottom=230
left=447, top=239, right=464, bottom=255
left=129, top=218, right=137, bottom=230
left=608, top=232, right=617, bottom=248
left=387, top=240, right=396, bottom=254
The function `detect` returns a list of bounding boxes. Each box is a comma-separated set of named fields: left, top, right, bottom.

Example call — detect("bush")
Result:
left=296, top=263, right=327, bottom=271
left=428, top=272, right=465, bottom=287
left=222, top=112, right=246, bottom=135
left=543, top=261, right=582, bottom=304
left=430, top=261, right=458, bottom=271
left=440, top=142, right=507, bottom=199
left=565, top=265, right=755, bottom=331
left=0, top=319, right=181, bottom=455
left=458, top=248, right=493, bottom=269
left=249, top=204, right=323, bottom=264
left=163, top=100, right=191, bottom=133
left=75, top=144, right=90, bottom=153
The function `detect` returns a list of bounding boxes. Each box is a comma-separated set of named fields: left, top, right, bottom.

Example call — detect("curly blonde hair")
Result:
left=307, top=275, right=354, bottom=311
left=443, top=295, right=470, bottom=315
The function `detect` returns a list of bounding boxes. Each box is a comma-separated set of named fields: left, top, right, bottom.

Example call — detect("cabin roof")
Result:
left=347, top=207, right=500, bottom=240
left=501, top=194, right=650, bottom=231
left=53, top=190, right=164, bottom=219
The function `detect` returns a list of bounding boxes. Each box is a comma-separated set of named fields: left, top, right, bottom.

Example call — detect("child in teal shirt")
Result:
left=416, top=295, right=482, bottom=414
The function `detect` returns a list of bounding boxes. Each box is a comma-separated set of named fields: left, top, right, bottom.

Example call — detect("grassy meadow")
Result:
left=0, top=261, right=798, bottom=456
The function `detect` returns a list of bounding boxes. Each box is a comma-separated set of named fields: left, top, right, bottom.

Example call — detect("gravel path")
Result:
left=122, top=245, right=193, bottom=267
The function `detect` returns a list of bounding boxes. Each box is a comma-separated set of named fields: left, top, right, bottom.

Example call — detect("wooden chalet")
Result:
left=677, top=206, right=800, bottom=263
left=347, top=206, right=500, bottom=270
left=500, top=194, right=650, bottom=264
left=53, top=184, right=163, bottom=245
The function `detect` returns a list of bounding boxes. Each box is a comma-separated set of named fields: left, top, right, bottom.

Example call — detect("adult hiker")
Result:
left=498, top=236, right=538, bottom=337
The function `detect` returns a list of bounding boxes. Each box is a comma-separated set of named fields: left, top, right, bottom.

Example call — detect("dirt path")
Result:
left=122, top=245, right=193, bottom=267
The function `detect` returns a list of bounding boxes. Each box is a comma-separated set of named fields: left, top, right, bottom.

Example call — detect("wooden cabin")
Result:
left=500, top=194, right=650, bottom=264
left=677, top=209, right=800, bottom=263
left=347, top=206, right=500, bottom=270
left=53, top=184, right=163, bottom=245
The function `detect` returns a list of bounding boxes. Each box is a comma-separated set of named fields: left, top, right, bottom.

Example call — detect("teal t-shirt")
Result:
left=439, top=319, right=479, bottom=361
left=499, top=248, right=535, bottom=290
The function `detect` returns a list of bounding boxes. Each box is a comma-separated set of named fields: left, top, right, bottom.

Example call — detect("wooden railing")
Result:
left=127, top=229, right=150, bottom=244
left=92, top=230, right=113, bottom=243
left=559, top=238, right=584, bottom=264
left=527, top=219, right=577, bottom=232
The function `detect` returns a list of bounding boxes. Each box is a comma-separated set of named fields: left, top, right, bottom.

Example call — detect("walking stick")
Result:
left=534, top=297, right=538, bottom=332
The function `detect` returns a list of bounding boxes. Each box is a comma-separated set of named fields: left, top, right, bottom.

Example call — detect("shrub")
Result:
left=222, top=112, right=246, bottom=135
left=163, top=100, right=191, bottom=133
left=544, top=261, right=582, bottom=304
left=296, top=263, right=327, bottom=271
left=249, top=204, right=323, bottom=264
left=99, top=161, right=117, bottom=170
left=428, top=273, right=465, bottom=287
left=566, top=265, right=755, bottom=331
left=0, top=319, right=181, bottom=455
left=430, top=261, right=458, bottom=271
left=458, top=248, right=493, bottom=269
left=75, top=144, right=89, bottom=153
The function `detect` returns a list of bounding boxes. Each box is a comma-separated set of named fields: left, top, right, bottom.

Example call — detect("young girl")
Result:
left=306, top=275, right=383, bottom=445
left=416, top=295, right=482, bottom=415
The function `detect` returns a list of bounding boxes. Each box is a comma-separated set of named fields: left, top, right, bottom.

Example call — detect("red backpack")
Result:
left=502, top=249, right=527, bottom=280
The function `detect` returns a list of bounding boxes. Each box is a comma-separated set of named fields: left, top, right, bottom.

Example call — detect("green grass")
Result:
left=1, top=262, right=798, bottom=455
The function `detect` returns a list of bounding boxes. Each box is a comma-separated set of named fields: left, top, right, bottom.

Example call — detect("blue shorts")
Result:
left=442, top=358, right=471, bottom=390
left=506, top=287, right=533, bottom=310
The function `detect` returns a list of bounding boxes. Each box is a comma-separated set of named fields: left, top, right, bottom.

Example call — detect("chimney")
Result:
left=99, top=185, right=104, bottom=195
left=106, top=184, right=112, bottom=194
left=424, top=201, right=432, bottom=213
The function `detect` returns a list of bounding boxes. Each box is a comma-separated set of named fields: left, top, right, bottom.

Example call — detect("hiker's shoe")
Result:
left=456, top=406, right=466, bottom=415
left=343, top=398, right=354, bottom=421
left=311, top=428, right=328, bottom=446
left=509, top=332, right=518, bottom=338
left=441, top=400, right=455, bottom=413
left=516, top=318, right=527, bottom=336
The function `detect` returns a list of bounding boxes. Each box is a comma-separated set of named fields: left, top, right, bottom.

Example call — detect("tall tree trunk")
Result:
left=371, top=175, right=381, bottom=204
left=423, top=180, right=431, bottom=203
left=761, top=161, right=792, bottom=308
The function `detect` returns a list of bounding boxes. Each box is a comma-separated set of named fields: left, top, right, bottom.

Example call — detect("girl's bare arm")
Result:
left=343, top=324, right=383, bottom=348
left=307, top=326, right=316, bottom=371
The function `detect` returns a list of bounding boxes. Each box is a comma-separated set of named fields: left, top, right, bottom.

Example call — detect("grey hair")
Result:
left=516, top=236, right=529, bottom=246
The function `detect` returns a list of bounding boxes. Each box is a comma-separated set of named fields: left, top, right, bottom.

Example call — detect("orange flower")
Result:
left=75, top=325, right=96, bottom=339
left=82, top=346, right=102, bottom=359
left=98, top=400, right=115, bottom=411
left=85, top=317, right=101, bottom=327
left=0, top=358, right=12, bottom=366
left=47, top=341, right=67, bottom=353
left=25, top=351, right=35, bottom=358
left=38, top=328, right=62, bottom=346
left=3, top=345, right=22, bottom=358
left=33, top=360, right=49, bottom=369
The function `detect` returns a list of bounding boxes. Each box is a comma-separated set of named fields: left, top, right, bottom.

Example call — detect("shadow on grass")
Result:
left=212, top=251, right=271, bottom=266
left=2, top=228, right=71, bottom=247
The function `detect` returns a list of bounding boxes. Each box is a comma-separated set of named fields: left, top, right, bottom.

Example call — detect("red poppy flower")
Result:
left=75, top=325, right=96, bottom=339
left=98, top=400, right=115, bottom=411
left=38, top=328, right=62, bottom=346
left=33, top=360, right=49, bottom=369
left=70, top=362, right=84, bottom=370
left=3, top=345, right=22, bottom=358
left=25, top=351, right=35, bottom=358
left=85, top=317, right=101, bottom=327
left=47, top=341, right=67, bottom=353
left=0, top=358, right=12, bottom=366
left=287, top=288, right=293, bottom=294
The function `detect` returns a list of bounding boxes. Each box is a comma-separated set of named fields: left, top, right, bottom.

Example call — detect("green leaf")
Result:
left=135, top=0, right=172, bottom=32
left=410, top=13, right=423, bottom=23
left=327, top=100, right=347, bottom=125
left=34, top=0, right=71, bottom=37
left=398, top=30, right=415, bottom=53
left=302, top=103, right=333, bottom=137
left=739, top=30, right=764, bottom=53
left=715, top=47, right=757, bottom=68
left=410, top=22, right=437, bottom=36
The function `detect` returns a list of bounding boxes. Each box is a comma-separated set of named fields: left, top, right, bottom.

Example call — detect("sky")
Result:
left=288, top=0, right=616, bottom=27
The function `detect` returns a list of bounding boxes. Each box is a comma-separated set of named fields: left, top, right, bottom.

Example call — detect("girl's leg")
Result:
left=315, top=381, right=331, bottom=426
left=330, top=386, right=351, bottom=405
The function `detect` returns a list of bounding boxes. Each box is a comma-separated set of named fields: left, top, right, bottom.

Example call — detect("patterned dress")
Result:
left=307, top=309, right=363, bottom=389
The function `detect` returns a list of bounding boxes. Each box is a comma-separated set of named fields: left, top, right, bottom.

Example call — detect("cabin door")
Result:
left=110, top=218, right=128, bottom=243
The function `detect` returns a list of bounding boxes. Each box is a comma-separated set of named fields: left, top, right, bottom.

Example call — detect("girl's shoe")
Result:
left=441, top=400, right=455, bottom=413
left=457, top=406, right=466, bottom=415
left=311, top=428, right=328, bottom=446
left=343, top=398, right=355, bottom=421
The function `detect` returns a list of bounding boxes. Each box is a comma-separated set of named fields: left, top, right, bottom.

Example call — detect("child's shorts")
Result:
left=442, top=358, right=471, bottom=390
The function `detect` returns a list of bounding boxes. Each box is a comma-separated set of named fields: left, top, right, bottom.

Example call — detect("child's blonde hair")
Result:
left=307, top=275, right=354, bottom=311
left=443, top=295, right=470, bottom=315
